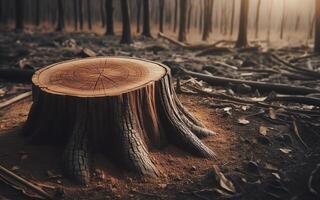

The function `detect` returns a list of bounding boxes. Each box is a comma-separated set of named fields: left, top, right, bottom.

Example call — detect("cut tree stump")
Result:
left=22, top=57, right=216, bottom=185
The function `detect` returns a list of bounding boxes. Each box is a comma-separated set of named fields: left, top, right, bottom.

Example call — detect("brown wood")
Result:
left=23, top=57, right=216, bottom=185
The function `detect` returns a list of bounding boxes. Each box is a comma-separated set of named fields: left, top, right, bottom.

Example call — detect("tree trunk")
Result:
left=87, top=0, right=92, bottom=30
left=187, top=3, right=192, bottom=33
left=173, top=0, right=178, bottom=32
left=230, top=0, right=235, bottom=36
left=79, top=0, right=84, bottom=30
left=120, top=0, right=133, bottom=44
left=309, top=13, right=315, bottom=39
left=178, top=0, right=187, bottom=42
left=235, top=0, right=249, bottom=48
left=142, top=0, right=152, bottom=37
left=267, top=0, right=273, bottom=42
left=136, top=0, right=142, bottom=33
left=254, top=0, right=261, bottom=38
left=100, top=0, right=105, bottom=27
left=159, top=0, right=165, bottom=33
left=35, top=0, right=40, bottom=26
left=202, top=0, right=214, bottom=41
left=105, top=0, right=114, bottom=35
left=23, top=57, right=215, bottom=185
left=73, top=0, right=78, bottom=31
left=280, top=0, right=286, bottom=40
left=295, top=15, right=300, bottom=32
left=56, top=0, right=65, bottom=32
left=15, top=0, right=23, bottom=32
left=316, top=0, right=320, bottom=52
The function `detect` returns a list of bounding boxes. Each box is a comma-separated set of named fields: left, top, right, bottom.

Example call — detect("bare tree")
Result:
left=56, top=0, right=65, bottom=31
left=202, top=0, right=214, bottom=41
left=100, top=0, right=106, bottom=27
left=15, top=0, right=24, bottom=32
left=35, top=0, right=40, bottom=26
left=159, top=0, right=165, bottom=33
left=87, top=0, right=92, bottom=30
left=230, top=0, right=236, bottom=36
left=178, top=0, right=187, bottom=42
left=173, top=0, right=178, bottom=32
left=187, top=2, right=192, bottom=32
left=315, top=0, right=320, bottom=52
left=267, top=0, right=273, bottom=42
left=105, top=0, right=114, bottom=35
left=142, top=0, right=152, bottom=37
left=280, top=0, right=287, bottom=40
left=73, top=0, right=78, bottom=30
left=136, top=0, right=142, bottom=33
left=79, top=0, right=84, bottom=30
left=254, top=0, right=261, bottom=38
left=120, top=0, right=132, bottom=44
left=295, top=15, right=300, bottom=32
left=235, top=0, right=249, bottom=48
left=309, top=13, right=315, bottom=39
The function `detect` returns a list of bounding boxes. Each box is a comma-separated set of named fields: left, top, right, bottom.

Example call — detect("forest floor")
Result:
left=0, top=32, right=320, bottom=200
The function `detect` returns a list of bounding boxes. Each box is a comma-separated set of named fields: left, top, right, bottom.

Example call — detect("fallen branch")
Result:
left=267, top=93, right=320, bottom=106
left=180, top=68, right=320, bottom=95
left=158, top=32, right=234, bottom=51
left=0, top=91, right=32, bottom=109
left=0, top=165, right=53, bottom=200
left=0, top=68, right=34, bottom=83
left=196, top=47, right=233, bottom=57
left=289, top=53, right=320, bottom=63
left=269, top=53, right=320, bottom=79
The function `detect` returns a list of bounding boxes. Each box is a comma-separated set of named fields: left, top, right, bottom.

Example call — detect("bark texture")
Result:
left=23, top=57, right=216, bottom=185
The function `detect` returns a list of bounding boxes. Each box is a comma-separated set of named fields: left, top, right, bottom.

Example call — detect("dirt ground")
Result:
left=0, top=32, right=320, bottom=200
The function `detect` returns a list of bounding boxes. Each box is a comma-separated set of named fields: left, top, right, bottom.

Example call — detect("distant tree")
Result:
left=100, top=0, right=106, bottom=27
left=159, top=0, right=165, bottom=33
left=73, top=0, right=78, bottom=30
left=230, top=0, right=235, bottom=36
left=309, top=13, right=315, bottom=39
left=120, top=0, right=132, bottom=44
left=56, top=0, right=65, bottom=31
left=35, top=0, right=40, bottom=26
left=187, top=3, right=192, bottom=32
left=315, top=0, right=320, bottom=52
left=235, top=0, right=249, bottom=48
left=254, top=0, right=261, bottom=38
left=105, top=0, right=114, bottom=35
left=15, top=0, right=24, bottom=32
left=142, top=0, right=152, bottom=37
left=178, top=0, right=187, bottom=42
left=79, top=0, right=84, bottom=30
left=136, top=0, right=142, bottom=33
left=295, top=15, right=300, bottom=32
left=173, top=0, right=178, bottom=32
left=202, top=0, right=213, bottom=41
left=87, top=0, right=92, bottom=30
left=280, top=0, right=286, bottom=39
left=266, top=0, right=273, bottom=42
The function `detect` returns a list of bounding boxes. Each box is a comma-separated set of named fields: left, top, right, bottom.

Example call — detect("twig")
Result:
left=0, top=165, right=53, bottom=200
left=291, top=117, right=310, bottom=150
left=0, top=91, right=32, bottom=109
left=180, top=68, right=320, bottom=95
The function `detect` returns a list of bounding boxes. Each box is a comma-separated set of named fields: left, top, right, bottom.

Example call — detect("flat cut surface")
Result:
left=33, top=57, right=167, bottom=97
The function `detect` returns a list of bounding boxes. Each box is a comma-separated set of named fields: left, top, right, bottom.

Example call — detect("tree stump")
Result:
left=23, top=57, right=216, bottom=185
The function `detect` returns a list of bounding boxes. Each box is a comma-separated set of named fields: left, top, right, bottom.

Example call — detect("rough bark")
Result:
left=254, top=0, right=261, bottom=38
left=315, top=0, right=320, bottom=52
left=142, top=0, right=152, bottom=37
left=120, top=0, right=133, bottom=44
left=235, top=0, right=249, bottom=48
left=105, top=0, right=114, bottom=35
left=178, top=0, right=187, bottom=42
left=87, top=0, right=92, bottom=30
left=15, top=0, right=24, bottom=32
left=23, top=57, right=216, bottom=185
left=56, top=0, right=65, bottom=32
left=159, top=0, right=165, bottom=33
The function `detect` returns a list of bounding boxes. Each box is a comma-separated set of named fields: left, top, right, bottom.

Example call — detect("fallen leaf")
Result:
left=212, top=165, right=236, bottom=193
left=280, top=148, right=292, bottom=154
left=259, top=126, right=268, bottom=136
left=264, top=163, right=278, bottom=171
left=238, top=117, right=250, bottom=125
left=11, top=166, right=20, bottom=171
left=269, top=108, right=277, bottom=119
